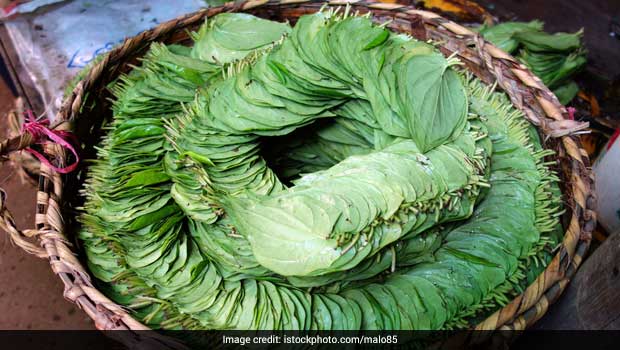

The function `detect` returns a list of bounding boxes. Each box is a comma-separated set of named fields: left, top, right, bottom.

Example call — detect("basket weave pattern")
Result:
left=0, top=0, right=595, bottom=333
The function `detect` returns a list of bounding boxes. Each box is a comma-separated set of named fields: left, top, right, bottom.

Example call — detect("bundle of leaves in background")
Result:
left=478, top=21, right=586, bottom=105
left=78, top=9, right=563, bottom=332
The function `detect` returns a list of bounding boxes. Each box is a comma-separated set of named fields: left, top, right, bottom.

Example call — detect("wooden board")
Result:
left=534, top=232, right=620, bottom=329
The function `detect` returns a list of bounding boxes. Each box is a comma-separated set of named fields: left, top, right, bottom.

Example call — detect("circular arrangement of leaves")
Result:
left=80, top=10, right=562, bottom=330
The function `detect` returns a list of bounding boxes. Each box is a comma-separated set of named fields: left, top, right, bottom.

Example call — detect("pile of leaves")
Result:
left=78, top=10, right=563, bottom=331
left=478, top=21, right=587, bottom=104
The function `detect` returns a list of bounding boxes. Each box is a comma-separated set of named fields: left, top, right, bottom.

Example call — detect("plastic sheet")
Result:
left=3, top=0, right=205, bottom=121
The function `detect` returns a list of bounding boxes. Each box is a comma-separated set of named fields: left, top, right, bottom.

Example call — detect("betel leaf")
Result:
left=397, top=52, right=468, bottom=152
left=192, top=13, right=291, bottom=64
left=478, top=20, right=586, bottom=104
left=363, top=29, right=390, bottom=51
left=478, top=21, right=543, bottom=53
left=78, top=11, right=562, bottom=333
left=514, top=29, right=583, bottom=53
left=553, top=81, right=580, bottom=105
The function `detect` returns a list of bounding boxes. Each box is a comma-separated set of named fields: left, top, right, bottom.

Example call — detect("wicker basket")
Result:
left=0, top=0, right=595, bottom=337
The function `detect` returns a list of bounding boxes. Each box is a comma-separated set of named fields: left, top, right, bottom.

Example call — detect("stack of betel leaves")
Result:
left=478, top=21, right=586, bottom=105
left=78, top=9, right=564, bottom=331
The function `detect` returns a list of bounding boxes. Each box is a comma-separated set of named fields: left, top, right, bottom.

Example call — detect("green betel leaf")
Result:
left=397, top=52, right=468, bottom=152
left=191, top=13, right=291, bottom=64
left=514, top=29, right=583, bottom=53
left=478, top=21, right=543, bottom=53
left=78, top=10, right=563, bottom=333
left=479, top=20, right=585, bottom=106
left=363, top=28, right=390, bottom=51
left=553, top=81, right=580, bottom=105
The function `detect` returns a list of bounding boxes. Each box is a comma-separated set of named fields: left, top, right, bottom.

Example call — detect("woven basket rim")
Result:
left=0, top=0, right=595, bottom=337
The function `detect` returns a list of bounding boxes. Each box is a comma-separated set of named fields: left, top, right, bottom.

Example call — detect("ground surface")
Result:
left=0, top=78, right=93, bottom=329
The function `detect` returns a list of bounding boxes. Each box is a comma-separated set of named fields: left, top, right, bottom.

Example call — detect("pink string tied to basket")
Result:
left=21, top=110, right=80, bottom=174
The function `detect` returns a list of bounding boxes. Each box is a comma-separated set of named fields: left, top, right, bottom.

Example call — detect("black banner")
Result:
left=0, top=330, right=619, bottom=350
